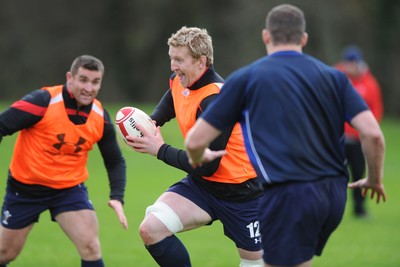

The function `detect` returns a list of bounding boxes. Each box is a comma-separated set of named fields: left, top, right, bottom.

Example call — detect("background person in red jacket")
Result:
left=335, top=45, right=384, bottom=217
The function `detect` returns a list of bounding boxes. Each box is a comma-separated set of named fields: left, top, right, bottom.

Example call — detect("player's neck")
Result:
left=267, top=44, right=303, bottom=55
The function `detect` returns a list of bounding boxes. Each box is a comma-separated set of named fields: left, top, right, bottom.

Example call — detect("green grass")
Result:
left=0, top=102, right=399, bottom=266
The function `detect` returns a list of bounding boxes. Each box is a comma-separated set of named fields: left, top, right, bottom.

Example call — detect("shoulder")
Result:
left=223, top=62, right=257, bottom=90
left=90, top=98, right=110, bottom=123
left=301, top=54, right=349, bottom=82
left=170, top=73, right=177, bottom=83
left=232, top=55, right=274, bottom=78
left=199, top=94, right=218, bottom=110
left=208, top=66, right=224, bottom=83
left=364, top=71, right=380, bottom=84
left=21, top=89, right=51, bottom=107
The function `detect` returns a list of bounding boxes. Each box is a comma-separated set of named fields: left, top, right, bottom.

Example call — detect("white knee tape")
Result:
left=145, top=202, right=183, bottom=234
left=239, top=258, right=264, bottom=267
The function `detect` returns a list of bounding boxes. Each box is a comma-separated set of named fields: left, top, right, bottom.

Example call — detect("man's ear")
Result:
left=199, top=55, right=207, bottom=69
left=300, top=32, right=308, bottom=47
left=262, top=29, right=271, bottom=45
left=66, top=71, right=72, bottom=81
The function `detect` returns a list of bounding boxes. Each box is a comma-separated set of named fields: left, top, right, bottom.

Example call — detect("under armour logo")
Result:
left=254, top=237, right=262, bottom=244
left=2, top=210, right=12, bottom=225
left=53, top=134, right=87, bottom=154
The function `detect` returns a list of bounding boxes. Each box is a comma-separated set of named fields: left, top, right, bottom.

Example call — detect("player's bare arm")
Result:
left=185, top=118, right=226, bottom=168
left=348, top=110, right=386, bottom=203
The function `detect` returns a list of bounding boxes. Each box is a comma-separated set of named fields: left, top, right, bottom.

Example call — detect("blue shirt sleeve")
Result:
left=340, top=72, right=369, bottom=122
left=201, top=67, right=249, bottom=130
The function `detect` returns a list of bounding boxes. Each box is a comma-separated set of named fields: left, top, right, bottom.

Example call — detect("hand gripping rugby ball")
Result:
left=115, top=107, right=156, bottom=144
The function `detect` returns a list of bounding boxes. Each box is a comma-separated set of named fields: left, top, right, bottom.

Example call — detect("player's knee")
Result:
left=239, top=258, right=264, bottom=267
left=79, top=238, right=102, bottom=260
left=139, top=219, right=157, bottom=244
left=141, top=202, right=183, bottom=240
left=0, top=247, right=19, bottom=264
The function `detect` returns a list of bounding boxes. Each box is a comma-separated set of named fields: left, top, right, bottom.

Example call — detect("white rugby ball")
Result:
left=115, top=107, right=156, bottom=145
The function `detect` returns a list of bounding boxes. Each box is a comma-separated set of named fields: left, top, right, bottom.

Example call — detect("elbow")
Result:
left=361, top=128, right=385, bottom=148
left=375, top=133, right=385, bottom=150
left=185, top=133, right=205, bottom=152
left=372, top=127, right=385, bottom=145
left=185, top=140, right=199, bottom=153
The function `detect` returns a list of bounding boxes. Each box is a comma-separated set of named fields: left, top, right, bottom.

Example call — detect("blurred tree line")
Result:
left=1, top=0, right=399, bottom=116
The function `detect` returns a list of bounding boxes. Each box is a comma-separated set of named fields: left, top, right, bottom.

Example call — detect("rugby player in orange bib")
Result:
left=127, top=27, right=264, bottom=267
left=0, top=55, right=127, bottom=267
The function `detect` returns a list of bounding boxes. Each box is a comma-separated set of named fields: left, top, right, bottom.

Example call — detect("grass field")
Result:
left=0, top=102, right=399, bottom=266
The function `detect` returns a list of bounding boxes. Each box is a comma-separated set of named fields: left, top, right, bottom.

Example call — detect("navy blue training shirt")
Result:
left=201, top=51, right=369, bottom=185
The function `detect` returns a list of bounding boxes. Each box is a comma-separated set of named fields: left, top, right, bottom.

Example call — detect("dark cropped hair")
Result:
left=266, top=4, right=306, bottom=45
left=70, top=55, right=104, bottom=76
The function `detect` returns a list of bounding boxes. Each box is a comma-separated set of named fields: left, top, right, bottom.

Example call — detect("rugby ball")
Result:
left=115, top=107, right=156, bottom=144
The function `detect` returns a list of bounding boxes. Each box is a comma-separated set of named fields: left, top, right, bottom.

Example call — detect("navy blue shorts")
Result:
left=1, top=183, right=94, bottom=229
left=259, top=176, right=348, bottom=265
left=167, top=177, right=262, bottom=251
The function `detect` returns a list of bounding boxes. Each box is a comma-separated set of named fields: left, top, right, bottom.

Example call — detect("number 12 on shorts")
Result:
left=247, top=221, right=262, bottom=244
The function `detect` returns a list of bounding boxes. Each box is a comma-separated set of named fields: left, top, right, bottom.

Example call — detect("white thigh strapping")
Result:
left=145, top=202, right=183, bottom=234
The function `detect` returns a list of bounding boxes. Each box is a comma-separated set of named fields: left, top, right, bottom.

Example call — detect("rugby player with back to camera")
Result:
left=185, top=4, right=386, bottom=267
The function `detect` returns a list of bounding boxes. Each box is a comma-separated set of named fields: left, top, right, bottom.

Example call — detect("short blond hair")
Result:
left=168, top=26, right=214, bottom=66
